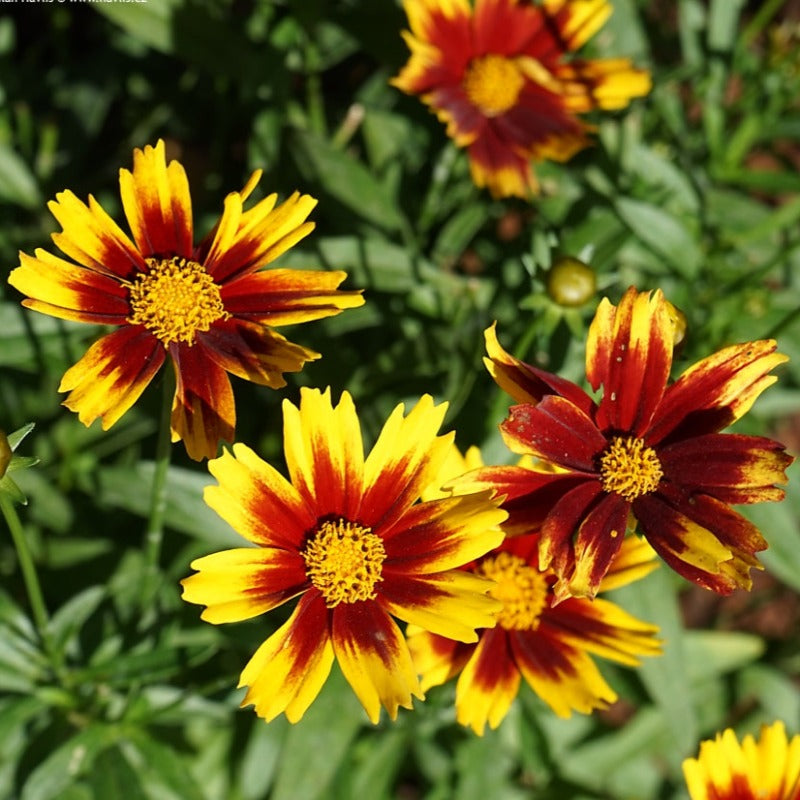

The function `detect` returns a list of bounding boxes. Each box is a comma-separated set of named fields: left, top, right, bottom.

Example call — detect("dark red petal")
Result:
left=634, top=493, right=752, bottom=594
left=647, top=340, right=788, bottom=445
left=484, top=323, right=597, bottom=414
left=644, top=485, right=767, bottom=561
left=539, top=479, right=605, bottom=581
left=659, top=433, right=792, bottom=504
left=501, top=396, right=607, bottom=472
left=473, top=0, right=545, bottom=56
left=589, top=288, right=673, bottom=436
left=560, top=492, right=630, bottom=600
left=466, top=123, right=537, bottom=198
left=170, top=341, right=235, bottom=461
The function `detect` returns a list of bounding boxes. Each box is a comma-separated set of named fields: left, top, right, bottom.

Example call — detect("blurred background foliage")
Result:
left=0, top=0, right=799, bottom=798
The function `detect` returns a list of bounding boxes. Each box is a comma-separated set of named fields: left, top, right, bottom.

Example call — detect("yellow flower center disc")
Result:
left=127, top=256, right=230, bottom=347
left=599, top=436, right=663, bottom=502
left=463, top=54, right=525, bottom=117
left=477, top=552, right=548, bottom=631
left=303, top=519, right=387, bottom=607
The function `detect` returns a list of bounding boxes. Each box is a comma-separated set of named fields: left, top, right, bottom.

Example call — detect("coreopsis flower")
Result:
left=466, top=287, right=792, bottom=601
left=683, top=721, right=800, bottom=800
left=409, top=444, right=660, bottom=735
left=181, top=388, right=506, bottom=723
left=8, top=141, right=364, bottom=460
left=391, top=0, right=651, bottom=198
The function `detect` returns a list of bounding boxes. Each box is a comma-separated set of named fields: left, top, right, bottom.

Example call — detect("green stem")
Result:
left=142, top=370, right=175, bottom=606
left=0, top=493, right=60, bottom=668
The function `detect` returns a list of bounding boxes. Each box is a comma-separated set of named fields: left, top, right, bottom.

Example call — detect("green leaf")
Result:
left=432, top=203, right=490, bottom=264
left=707, top=0, right=747, bottom=52
left=236, top=716, right=289, bottom=800
left=271, top=666, right=363, bottom=800
left=291, top=130, right=406, bottom=232
left=124, top=732, right=206, bottom=800
left=21, top=725, right=113, bottom=800
left=49, top=586, right=106, bottom=659
left=98, top=462, right=244, bottom=548
left=0, top=144, right=40, bottom=209
left=89, top=746, right=148, bottom=800
left=683, top=631, right=764, bottom=681
left=608, top=567, right=699, bottom=754
left=614, top=196, right=702, bottom=278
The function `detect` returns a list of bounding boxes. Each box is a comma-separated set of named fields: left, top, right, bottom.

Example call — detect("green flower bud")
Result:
left=546, top=257, right=597, bottom=307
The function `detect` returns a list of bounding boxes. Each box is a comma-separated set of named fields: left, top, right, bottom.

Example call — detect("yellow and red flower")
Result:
left=409, top=527, right=659, bottom=734
left=466, top=287, right=792, bottom=601
left=392, top=0, right=651, bottom=198
left=181, top=388, right=506, bottom=723
left=683, top=721, right=800, bottom=800
left=8, top=141, right=364, bottom=460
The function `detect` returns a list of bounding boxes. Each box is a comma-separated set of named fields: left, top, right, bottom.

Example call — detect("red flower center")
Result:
left=302, top=518, right=386, bottom=607
left=463, top=55, right=525, bottom=117
left=127, top=256, right=230, bottom=347
left=599, top=436, right=663, bottom=502
left=477, top=552, right=548, bottom=630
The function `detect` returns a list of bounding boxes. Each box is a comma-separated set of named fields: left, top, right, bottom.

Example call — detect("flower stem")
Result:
left=142, top=369, right=175, bottom=607
left=0, top=493, right=60, bottom=668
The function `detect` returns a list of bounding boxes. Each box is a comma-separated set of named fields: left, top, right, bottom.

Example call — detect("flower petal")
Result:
left=181, top=547, right=307, bottom=623
left=634, top=493, right=750, bottom=594
left=204, top=189, right=317, bottom=284
left=379, top=569, right=501, bottom=643
left=659, top=433, right=792, bottom=504
left=170, top=342, right=235, bottom=461
left=239, top=591, right=334, bottom=723
left=198, top=318, right=319, bottom=389
left=331, top=600, right=422, bottom=723
left=405, top=627, right=472, bottom=692
left=58, top=327, right=164, bottom=430
left=597, top=534, right=658, bottom=592
left=282, top=388, right=364, bottom=520
left=221, top=268, right=364, bottom=325
left=205, top=443, right=315, bottom=549
left=510, top=623, right=616, bottom=717
left=555, top=57, right=651, bottom=113
left=554, top=491, right=630, bottom=601
left=538, top=479, right=604, bottom=582
left=484, top=323, right=596, bottom=414
left=455, top=628, right=520, bottom=735
left=361, top=395, right=453, bottom=531
left=382, top=491, right=505, bottom=573
left=46, top=191, right=144, bottom=279
left=119, top=140, right=193, bottom=259
left=451, top=464, right=589, bottom=536
left=587, top=288, right=673, bottom=436
left=542, top=0, right=611, bottom=51
left=466, top=124, right=538, bottom=199
left=501, top=395, right=606, bottom=472
left=543, top=596, right=661, bottom=666
left=648, top=340, right=790, bottom=445
left=10, top=249, right=130, bottom=325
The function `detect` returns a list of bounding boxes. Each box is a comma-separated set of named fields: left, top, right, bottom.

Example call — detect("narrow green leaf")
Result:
left=49, top=586, right=106, bottom=658
left=0, top=144, right=40, bottom=209
left=707, top=0, right=747, bottom=52
left=21, top=725, right=113, bottom=800
left=124, top=733, right=206, bottom=800
left=271, top=666, right=363, bottom=800
left=683, top=631, right=764, bottom=681
left=608, top=567, right=699, bottom=753
left=614, top=197, right=701, bottom=278
left=98, top=462, right=245, bottom=548
left=89, top=747, right=148, bottom=800
left=291, top=130, right=405, bottom=232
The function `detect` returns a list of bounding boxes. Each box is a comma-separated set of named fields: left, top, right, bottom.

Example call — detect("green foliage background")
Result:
left=0, top=1, right=799, bottom=798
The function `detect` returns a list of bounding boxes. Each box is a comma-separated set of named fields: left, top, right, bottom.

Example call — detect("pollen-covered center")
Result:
left=302, top=519, right=387, bottom=608
left=127, top=256, right=230, bottom=347
left=599, top=436, right=663, bottom=502
left=477, top=552, right=548, bottom=631
left=463, top=55, right=525, bottom=116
